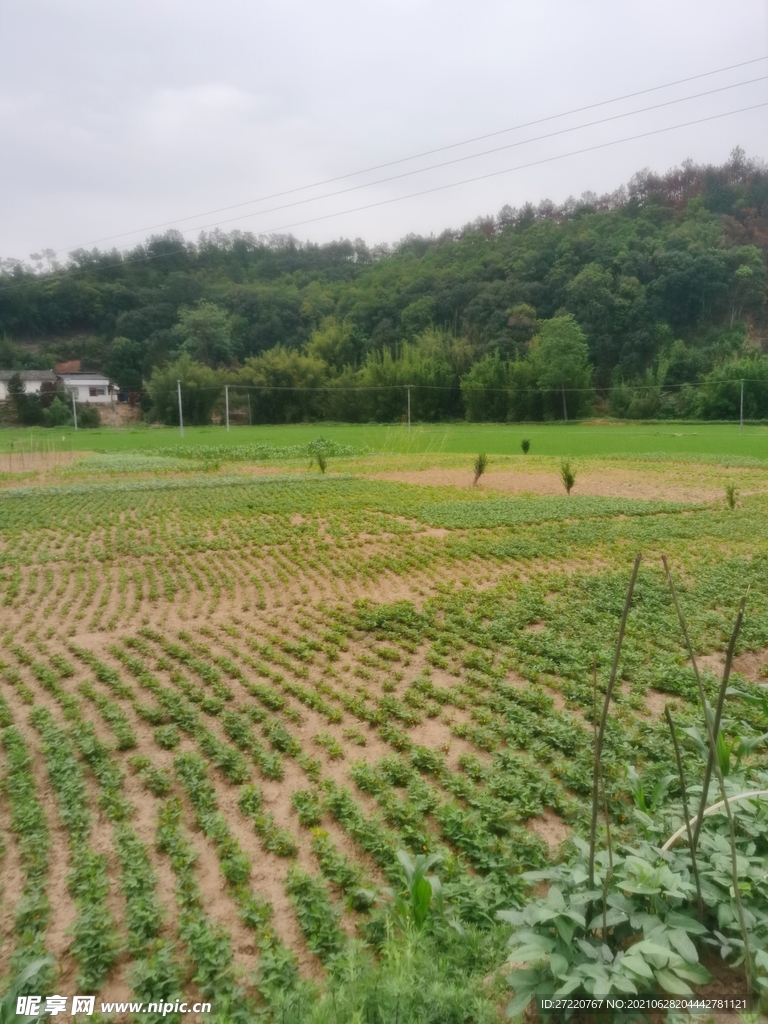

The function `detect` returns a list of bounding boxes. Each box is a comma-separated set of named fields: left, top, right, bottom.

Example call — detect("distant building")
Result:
left=0, top=368, right=118, bottom=405
left=57, top=372, right=117, bottom=405
left=0, top=369, right=57, bottom=401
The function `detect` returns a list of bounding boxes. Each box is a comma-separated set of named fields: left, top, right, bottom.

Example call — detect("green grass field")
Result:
left=6, top=419, right=768, bottom=460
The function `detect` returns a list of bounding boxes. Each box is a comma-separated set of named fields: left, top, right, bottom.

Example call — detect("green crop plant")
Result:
left=238, top=785, right=299, bottom=857
left=521, top=437, right=530, bottom=454
left=285, top=866, right=347, bottom=966
left=291, top=789, right=324, bottom=827
left=155, top=798, right=259, bottom=1018
left=128, top=756, right=173, bottom=797
left=381, top=850, right=459, bottom=935
left=313, top=731, right=344, bottom=760
left=0, top=958, right=55, bottom=1023
left=1, top=728, right=54, bottom=986
left=472, top=453, right=488, bottom=486
left=29, top=707, right=122, bottom=991
left=725, top=481, right=738, bottom=509
left=79, top=682, right=137, bottom=749
left=153, top=724, right=181, bottom=750
left=560, top=459, right=576, bottom=494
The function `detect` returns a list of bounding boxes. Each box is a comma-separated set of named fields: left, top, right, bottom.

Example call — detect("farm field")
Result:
left=5, top=419, right=768, bottom=461
left=1, top=440, right=768, bottom=1021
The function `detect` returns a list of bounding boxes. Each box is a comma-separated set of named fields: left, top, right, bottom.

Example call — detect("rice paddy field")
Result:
left=2, top=429, right=768, bottom=1022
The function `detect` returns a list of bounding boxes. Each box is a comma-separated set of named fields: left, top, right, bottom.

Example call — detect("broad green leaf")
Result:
left=549, top=953, right=569, bottom=979
left=670, top=961, right=711, bottom=985
left=554, top=915, right=574, bottom=944
left=546, top=886, right=565, bottom=911
left=667, top=928, right=698, bottom=963
left=621, top=955, right=654, bottom=980
left=632, top=940, right=673, bottom=960
left=609, top=973, right=638, bottom=995
left=654, top=969, right=693, bottom=995
left=505, top=988, right=534, bottom=1018
left=665, top=911, right=708, bottom=935
left=588, top=908, right=628, bottom=931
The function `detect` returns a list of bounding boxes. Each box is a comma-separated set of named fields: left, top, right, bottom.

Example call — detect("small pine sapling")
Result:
left=521, top=438, right=530, bottom=454
left=472, top=453, right=488, bottom=486
left=725, top=482, right=737, bottom=509
left=560, top=460, right=576, bottom=495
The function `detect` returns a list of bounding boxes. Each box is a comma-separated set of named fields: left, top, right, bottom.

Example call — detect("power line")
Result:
left=180, top=77, right=767, bottom=235
left=145, top=377, right=768, bottom=397
left=1, top=98, right=765, bottom=294
left=57, top=54, right=768, bottom=254
left=181, top=100, right=768, bottom=240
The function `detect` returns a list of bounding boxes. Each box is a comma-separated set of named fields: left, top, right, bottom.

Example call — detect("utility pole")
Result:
left=407, top=385, right=411, bottom=431
left=225, top=385, right=230, bottom=432
left=562, top=384, right=568, bottom=422
left=71, top=389, right=78, bottom=431
left=740, top=378, right=744, bottom=434
left=177, top=380, right=184, bottom=438
left=247, top=393, right=252, bottom=426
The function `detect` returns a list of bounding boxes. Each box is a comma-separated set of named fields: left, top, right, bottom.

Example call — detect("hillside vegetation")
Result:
left=1, top=149, right=767, bottom=423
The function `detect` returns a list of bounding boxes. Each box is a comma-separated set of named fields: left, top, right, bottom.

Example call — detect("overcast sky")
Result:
left=1, top=0, right=767, bottom=262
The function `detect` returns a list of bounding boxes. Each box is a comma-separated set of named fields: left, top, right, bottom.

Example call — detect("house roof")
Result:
left=57, top=372, right=113, bottom=383
left=0, top=370, right=57, bottom=382
left=57, top=374, right=114, bottom=385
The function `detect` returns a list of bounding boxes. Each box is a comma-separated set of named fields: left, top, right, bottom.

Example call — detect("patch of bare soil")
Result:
left=0, top=451, right=80, bottom=476
left=698, top=652, right=726, bottom=677
left=733, top=647, right=768, bottom=685
left=373, top=467, right=722, bottom=503
left=643, top=689, right=676, bottom=720
left=526, top=809, right=570, bottom=850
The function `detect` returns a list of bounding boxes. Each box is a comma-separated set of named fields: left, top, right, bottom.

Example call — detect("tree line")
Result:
left=1, top=148, right=766, bottom=423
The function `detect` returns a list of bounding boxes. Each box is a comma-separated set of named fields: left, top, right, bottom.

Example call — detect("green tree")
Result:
left=148, top=354, right=222, bottom=425
left=305, top=317, right=356, bottom=371
left=43, top=396, right=72, bottom=427
left=460, top=352, right=510, bottom=421
left=529, top=315, right=592, bottom=420
left=238, top=346, right=328, bottom=422
left=174, top=303, right=234, bottom=366
left=106, top=336, right=144, bottom=391
left=696, top=355, right=768, bottom=420
left=360, top=329, right=458, bottom=421
left=6, top=373, right=25, bottom=424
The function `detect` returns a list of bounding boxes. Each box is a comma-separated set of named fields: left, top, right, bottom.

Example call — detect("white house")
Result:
left=0, top=369, right=57, bottom=401
left=57, top=372, right=118, bottom=405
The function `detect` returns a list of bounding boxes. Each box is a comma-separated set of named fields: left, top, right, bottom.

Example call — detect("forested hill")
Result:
left=1, top=149, right=767, bottom=423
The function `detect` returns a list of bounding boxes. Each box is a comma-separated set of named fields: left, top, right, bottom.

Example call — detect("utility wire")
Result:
left=159, top=101, right=768, bottom=241
left=57, top=54, right=768, bottom=254
left=2, top=98, right=764, bottom=297
left=69, top=74, right=766, bottom=247
left=140, top=377, right=768, bottom=397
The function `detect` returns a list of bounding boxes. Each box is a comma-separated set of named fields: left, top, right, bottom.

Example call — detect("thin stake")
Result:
left=665, top=706, right=704, bottom=921
left=662, top=556, right=752, bottom=988
left=589, top=552, right=642, bottom=890
left=692, top=597, right=745, bottom=851
left=177, top=379, right=184, bottom=438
